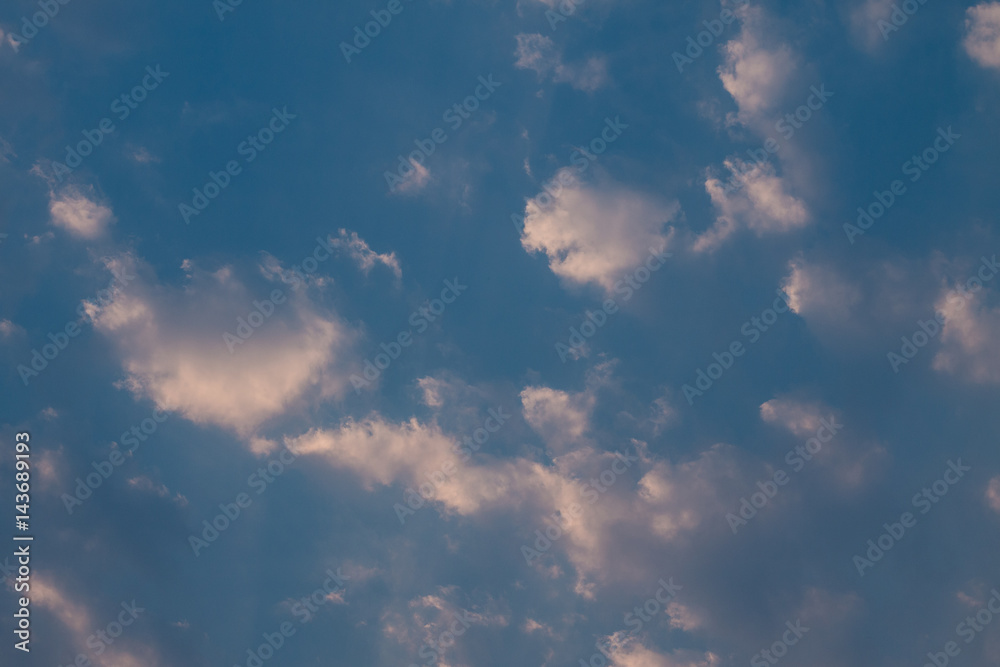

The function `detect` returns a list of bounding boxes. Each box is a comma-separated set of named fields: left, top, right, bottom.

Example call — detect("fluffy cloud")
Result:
left=330, top=228, right=402, bottom=279
left=933, top=288, right=1000, bottom=383
left=49, top=186, right=115, bottom=239
left=87, top=255, right=357, bottom=437
left=696, top=159, right=808, bottom=252
left=780, top=258, right=861, bottom=328
left=759, top=396, right=887, bottom=491
left=964, top=3, right=1000, bottom=70
left=514, top=33, right=609, bottom=91
left=521, top=385, right=595, bottom=455
left=520, top=169, right=678, bottom=292
left=717, top=7, right=795, bottom=122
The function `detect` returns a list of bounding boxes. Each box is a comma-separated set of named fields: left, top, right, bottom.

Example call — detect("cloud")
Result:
left=24, top=576, right=165, bottom=667
left=521, top=385, right=595, bottom=456
left=760, top=397, right=826, bottom=438
left=331, top=229, right=402, bottom=280
left=717, top=7, right=795, bottom=122
left=849, top=0, right=896, bottom=51
left=514, top=33, right=610, bottom=92
left=286, top=417, right=458, bottom=489
left=49, top=186, right=115, bottom=239
left=695, top=159, right=808, bottom=252
left=0, top=319, right=23, bottom=337
left=964, top=3, right=1000, bottom=70
left=759, top=396, right=887, bottom=491
left=520, top=169, right=678, bottom=293
left=780, top=258, right=861, bottom=328
left=391, top=158, right=431, bottom=195
left=600, top=632, right=720, bottom=667
left=87, top=255, right=358, bottom=438
left=933, top=288, right=1000, bottom=383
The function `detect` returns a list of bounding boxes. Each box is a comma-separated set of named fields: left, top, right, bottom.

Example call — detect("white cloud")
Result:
left=49, top=186, right=115, bottom=239
left=286, top=417, right=457, bottom=489
left=933, top=289, right=1000, bottom=383
left=696, top=159, right=808, bottom=252
left=718, top=7, right=795, bottom=122
left=87, top=255, right=357, bottom=438
left=964, top=3, right=1000, bottom=70
left=780, top=258, right=861, bottom=327
left=521, top=385, right=595, bottom=456
left=520, top=169, right=678, bottom=293
left=760, top=397, right=826, bottom=438
left=514, top=33, right=610, bottom=92
left=330, top=229, right=402, bottom=279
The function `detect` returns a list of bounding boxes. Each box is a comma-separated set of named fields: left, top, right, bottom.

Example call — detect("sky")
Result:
left=2, top=0, right=1000, bottom=665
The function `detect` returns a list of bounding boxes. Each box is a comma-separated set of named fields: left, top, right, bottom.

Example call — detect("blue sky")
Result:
left=3, top=0, right=1000, bottom=665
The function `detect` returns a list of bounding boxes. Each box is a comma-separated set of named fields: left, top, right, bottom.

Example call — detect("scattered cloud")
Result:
left=331, top=228, right=402, bottom=280
left=514, top=33, right=610, bottom=92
